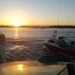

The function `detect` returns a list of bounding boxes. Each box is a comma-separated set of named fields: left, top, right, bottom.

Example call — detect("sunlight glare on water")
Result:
left=16, top=64, right=26, bottom=71
left=15, top=28, right=18, bottom=39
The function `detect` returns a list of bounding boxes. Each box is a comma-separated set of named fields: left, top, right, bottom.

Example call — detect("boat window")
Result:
left=49, top=40, right=55, bottom=43
left=58, top=36, right=65, bottom=40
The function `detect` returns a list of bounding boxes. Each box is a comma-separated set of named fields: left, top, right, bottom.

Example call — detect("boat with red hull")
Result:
left=44, top=31, right=75, bottom=57
left=44, top=42, right=75, bottom=56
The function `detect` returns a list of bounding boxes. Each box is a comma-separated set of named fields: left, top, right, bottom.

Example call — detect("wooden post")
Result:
left=67, top=63, right=75, bottom=75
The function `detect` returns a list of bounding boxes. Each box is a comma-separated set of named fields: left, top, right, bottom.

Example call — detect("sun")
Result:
left=10, top=18, right=23, bottom=26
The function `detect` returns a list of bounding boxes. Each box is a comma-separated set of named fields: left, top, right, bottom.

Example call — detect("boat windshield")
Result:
left=48, top=40, right=56, bottom=43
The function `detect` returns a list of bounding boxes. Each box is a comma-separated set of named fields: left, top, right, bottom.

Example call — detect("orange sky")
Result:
left=0, top=0, right=75, bottom=26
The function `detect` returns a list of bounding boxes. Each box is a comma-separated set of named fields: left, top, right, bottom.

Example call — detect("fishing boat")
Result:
left=44, top=31, right=75, bottom=57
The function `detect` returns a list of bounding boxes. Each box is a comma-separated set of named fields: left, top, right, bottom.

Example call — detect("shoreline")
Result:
left=0, top=25, right=75, bottom=28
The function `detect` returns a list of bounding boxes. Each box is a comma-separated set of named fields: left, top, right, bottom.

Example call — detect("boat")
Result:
left=44, top=0, right=75, bottom=58
left=44, top=31, right=75, bottom=57
left=0, top=33, right=5, bottom=42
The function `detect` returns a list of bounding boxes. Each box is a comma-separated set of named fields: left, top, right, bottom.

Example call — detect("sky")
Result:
left=0, top=0, right=75, bottom=26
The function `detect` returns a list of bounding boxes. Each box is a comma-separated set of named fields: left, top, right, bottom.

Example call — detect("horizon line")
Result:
left=0, top=25, right=75, bottom=28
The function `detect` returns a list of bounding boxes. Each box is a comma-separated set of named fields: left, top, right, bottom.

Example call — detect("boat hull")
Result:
left=44, top=43, right=75, bottom=56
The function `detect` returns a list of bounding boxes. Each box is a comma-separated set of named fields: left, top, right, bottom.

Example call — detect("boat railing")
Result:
left=57, top=66, right=67, bottom=75
left=66, top=36, right=75, bottom=38
left=57, top=60, right=75, bottom=75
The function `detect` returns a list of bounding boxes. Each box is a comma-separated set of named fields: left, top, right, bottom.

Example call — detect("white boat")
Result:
left=44, top=31, right=75, bottom=57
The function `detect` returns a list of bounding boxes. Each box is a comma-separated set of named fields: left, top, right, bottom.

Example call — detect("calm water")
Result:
left=0, top=28, right=75, bottom=63
left=0, top=28, right=75, bottom=38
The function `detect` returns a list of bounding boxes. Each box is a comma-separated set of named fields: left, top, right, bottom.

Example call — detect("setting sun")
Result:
left=10, top=18, right=23, bottom=26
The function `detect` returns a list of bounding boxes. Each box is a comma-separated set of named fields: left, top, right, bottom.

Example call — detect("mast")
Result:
left=57, top=0, right=61, bottom=26
left=52, top=0, right=61, bottom=38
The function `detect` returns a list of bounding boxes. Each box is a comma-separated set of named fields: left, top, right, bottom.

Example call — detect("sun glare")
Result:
left=16, top=64, right=27, bottom=71
left=18, top=64, right=23, bottom=70
left=10, top=18, right=23, bottom=26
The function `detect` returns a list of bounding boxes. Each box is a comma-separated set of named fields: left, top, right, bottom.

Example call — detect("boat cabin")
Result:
left=48, top=36, right=75, bottom=50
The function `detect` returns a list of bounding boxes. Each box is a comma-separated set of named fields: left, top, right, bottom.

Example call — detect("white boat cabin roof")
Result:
left=49, top=36, right=75, bottom=45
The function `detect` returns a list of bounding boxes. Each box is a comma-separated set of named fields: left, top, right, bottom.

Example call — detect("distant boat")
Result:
left=44, top=31, right=75, bottom=57
left=0, top=33, right=5, bottom=42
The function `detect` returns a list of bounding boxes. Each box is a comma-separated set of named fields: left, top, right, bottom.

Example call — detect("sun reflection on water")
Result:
left=15, top=27, right=18, bottom=39
left=17, top=64, right=27, bottom=71
left=18, top=64, right=23, bottom=70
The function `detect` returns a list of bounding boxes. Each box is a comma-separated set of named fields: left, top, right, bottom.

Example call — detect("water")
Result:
left=0, top=28, right=75, bottom=38
left=0, top=28, right=75, bottom=63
